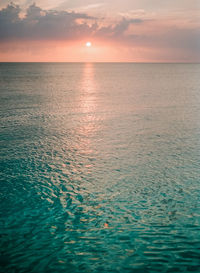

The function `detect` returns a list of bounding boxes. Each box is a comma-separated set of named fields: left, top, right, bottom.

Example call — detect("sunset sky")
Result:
left=0, top=0, right=200, bottom=62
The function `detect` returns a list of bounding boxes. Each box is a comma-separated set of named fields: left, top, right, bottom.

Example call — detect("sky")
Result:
left=0, top=0, right=200, bottom=62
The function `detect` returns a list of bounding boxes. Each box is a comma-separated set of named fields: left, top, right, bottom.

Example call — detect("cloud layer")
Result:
left=0, top=3, right=96, bottom=40
left=0, top=3, right=146, bottom=41
left=0, top=3, right=199, bottom=62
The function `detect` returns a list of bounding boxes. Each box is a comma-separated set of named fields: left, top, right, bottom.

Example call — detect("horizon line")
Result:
left=0, top=61, right=200, bottom=64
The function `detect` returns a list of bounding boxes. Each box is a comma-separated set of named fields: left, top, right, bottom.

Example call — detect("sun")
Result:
left=86, top=42, right=92, bottom=47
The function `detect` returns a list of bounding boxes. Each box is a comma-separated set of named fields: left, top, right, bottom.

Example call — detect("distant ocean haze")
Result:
left=1, top=63, right=200, bottom=273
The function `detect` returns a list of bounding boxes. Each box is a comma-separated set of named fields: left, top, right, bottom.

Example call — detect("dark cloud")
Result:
left=0, top=3, right=96, bottom=40
left=95, top=18, right=143, bottom=39
left=113, top=18, right=142, bottom=36
left=0, top=3, right=145, bottom=41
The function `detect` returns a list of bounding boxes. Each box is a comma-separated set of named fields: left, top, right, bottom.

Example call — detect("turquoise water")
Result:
left=1, top=63, right=200, bottom=273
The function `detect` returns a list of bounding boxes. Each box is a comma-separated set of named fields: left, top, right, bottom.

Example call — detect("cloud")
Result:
left=0, top=3, right=146, bottom=41
left=0, top=3, right=199, bottom=62
left=77, top=3, right=106, bottom=11
left=94, top=17, right=143, bottom=40
left=0, top=3, right=96, bottom=40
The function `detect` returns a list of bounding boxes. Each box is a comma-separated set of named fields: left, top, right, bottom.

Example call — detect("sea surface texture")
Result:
left=1, top=63, right=200, bottom=273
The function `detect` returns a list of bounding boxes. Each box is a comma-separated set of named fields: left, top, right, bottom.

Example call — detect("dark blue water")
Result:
left=1, top=63, right=200, bottom=273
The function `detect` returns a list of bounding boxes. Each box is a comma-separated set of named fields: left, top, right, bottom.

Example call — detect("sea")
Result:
left=1, top=63, right=200, bottom=273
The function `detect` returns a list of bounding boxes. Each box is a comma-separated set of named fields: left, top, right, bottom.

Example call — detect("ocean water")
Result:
left=0, top=63, right=200, bottom=273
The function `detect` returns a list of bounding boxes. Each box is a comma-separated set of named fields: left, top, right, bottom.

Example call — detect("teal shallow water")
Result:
left=1, top=63, right=200, bottom=273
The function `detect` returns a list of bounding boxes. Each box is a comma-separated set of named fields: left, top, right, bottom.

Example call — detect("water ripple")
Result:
left=1, top=63, right=200, bottom=272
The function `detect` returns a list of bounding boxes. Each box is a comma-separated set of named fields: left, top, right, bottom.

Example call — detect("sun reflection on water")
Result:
left=75, top=63, right=100, bottom=172
left=80, top=62, right=97, bottom=115
left=77, top=62, right=100, bottom=144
